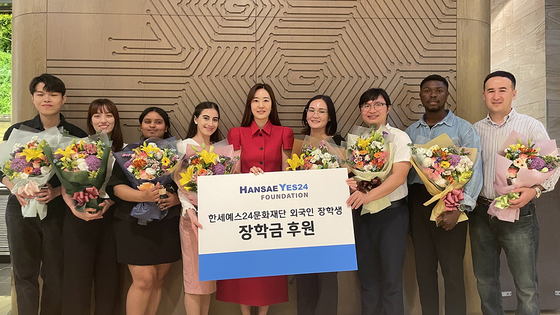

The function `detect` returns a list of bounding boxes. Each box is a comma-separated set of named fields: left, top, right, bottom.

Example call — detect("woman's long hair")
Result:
left=240, top=83, right=282, bottom=127
left=185, top=102, right=221, bottom=143
left=86, top=99, right=124, bottom=152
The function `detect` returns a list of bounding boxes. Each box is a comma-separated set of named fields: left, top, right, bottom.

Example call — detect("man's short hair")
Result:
left=483, top=71, right=516, bottom=89
left=29, top=73, right=66, bottom=96
left=420, top=74, right=449, bottom=89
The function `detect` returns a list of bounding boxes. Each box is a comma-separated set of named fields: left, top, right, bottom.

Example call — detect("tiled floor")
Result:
left=0, top=261, right=556, bottom=315
left=0, top=263, right=10, bottom=315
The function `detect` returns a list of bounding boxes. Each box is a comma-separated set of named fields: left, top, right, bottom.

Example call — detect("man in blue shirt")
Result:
left=405, top=74, right=483, bottom=315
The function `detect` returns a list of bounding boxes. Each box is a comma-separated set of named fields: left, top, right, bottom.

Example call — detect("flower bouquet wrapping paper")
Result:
left=489, top=130, right=559, bottom=222
left=409, top=133, right=477, bottom=224
left=346, top=125, right=395, bottom=215
left=0, top=127, right=60, bottom=219
left=44, top=132, right=112, bottom=213
left=287, top=136, right=345, bottom=171
left=113, top=137, right=181, bottom=224
left=174, top=139, right=239, bottom=212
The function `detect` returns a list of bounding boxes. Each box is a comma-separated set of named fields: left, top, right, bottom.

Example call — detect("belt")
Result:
left=477, top=196, right=493, bottom=207
left=387, top=197, right=407, bottom=210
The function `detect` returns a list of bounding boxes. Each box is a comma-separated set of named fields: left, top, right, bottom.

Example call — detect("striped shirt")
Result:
left=474, top=108, right=559, bottom=198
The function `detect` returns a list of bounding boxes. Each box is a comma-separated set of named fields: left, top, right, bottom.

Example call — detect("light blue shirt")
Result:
left=405, top=110, right=483, bottom=211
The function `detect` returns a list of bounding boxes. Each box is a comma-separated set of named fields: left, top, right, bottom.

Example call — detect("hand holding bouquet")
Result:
left=489, top=131, right=559, bottom=221
left=287, top=137, right=344, bottom=171
left=114, top=138, right=181, bottom=224
left=44, top=132, right=112, bottom=213
left=0, top=127, right=60, bottom=219
left=346, top=125, right=394, bottom=214
left=174, top=139, right=238, bottom=210
left=409, top=133, right=477, bottom=224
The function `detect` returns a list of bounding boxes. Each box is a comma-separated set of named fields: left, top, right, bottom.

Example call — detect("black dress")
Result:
left=106, top=162, right=181, bottom=265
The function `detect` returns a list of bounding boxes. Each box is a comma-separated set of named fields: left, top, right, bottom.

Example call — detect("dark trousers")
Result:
left=408, top=184, right=467, bottom=315
left=296, top=272, right=338, bottom=315
left=5, top=195, right=64, bottom=315
left=62, top=207, right=119, bottom=315
left=354, top=203, right=409, bottom=315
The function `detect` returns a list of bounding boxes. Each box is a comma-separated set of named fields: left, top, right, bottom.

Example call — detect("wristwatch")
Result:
left=533, top=186, right=542, bottom=199
left=457, top=204, right=467, bottom=213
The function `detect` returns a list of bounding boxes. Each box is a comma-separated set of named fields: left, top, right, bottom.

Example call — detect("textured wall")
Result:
left=547, top=0, right=560, bottom=140
left=11, top=1, right=494, bottom=314
left=15, top=0, right=459, bottom=142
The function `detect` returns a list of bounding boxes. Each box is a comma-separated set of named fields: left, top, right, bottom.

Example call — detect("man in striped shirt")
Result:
left=471, top=71, right=559, bottom=315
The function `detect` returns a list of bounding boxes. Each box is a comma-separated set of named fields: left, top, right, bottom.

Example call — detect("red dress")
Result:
left=216, top=121, right=294, bottom=306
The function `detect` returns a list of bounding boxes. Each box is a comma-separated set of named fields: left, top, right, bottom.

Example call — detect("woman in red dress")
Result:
left=216, top=83, right=294, bottom=315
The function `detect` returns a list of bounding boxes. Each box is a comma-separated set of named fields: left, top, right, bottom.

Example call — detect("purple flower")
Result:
left=435, top=157, right=443, bottom=162
left=449, top=155, right=461, bottom=167
left=382, top=131, right=388, bottom=137
left=85, top=155, right=101, bottom=171
left=124, top=159, right=132, bottom=169
left=32, top=168, right=41, bottom=175
left=54, top=154, right=63, bottom=160
left=529, top=157, right=546, bottom=171
left=212, top=163, right=226, bottom=175
left=10, top=157, right=30, bottom=173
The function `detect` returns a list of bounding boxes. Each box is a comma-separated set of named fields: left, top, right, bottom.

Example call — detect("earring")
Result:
left=195, top=122, right=198, bottom=125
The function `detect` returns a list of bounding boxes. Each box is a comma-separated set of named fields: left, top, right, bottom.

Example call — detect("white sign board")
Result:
left=198, top=168, right=357, bottom=281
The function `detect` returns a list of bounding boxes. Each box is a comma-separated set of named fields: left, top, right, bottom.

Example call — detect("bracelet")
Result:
left=533, top=186, right=542, bottom=199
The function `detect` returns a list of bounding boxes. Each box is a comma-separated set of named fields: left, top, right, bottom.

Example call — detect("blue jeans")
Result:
left=469, top=202, right=539, bottom=315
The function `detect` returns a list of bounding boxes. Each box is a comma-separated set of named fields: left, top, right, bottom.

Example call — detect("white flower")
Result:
left=30, top=136, right=39, bottom=142
left=323, top=153, right=331, bottom=160
left=146, top=168, right=156, bottom=176
left=155, top=150, right=163, bottom=160
left=19, top=173, right=29, bottom=180
left=310, top=164, right=319, bottom=170
left=13, top=143, right=21, bottom=151
left=329, top=162, right=340, bottom=169
left=40, top=166, right=51, bottom=175
left=422, top=158, right=434, bottom=168
left=127, top=165, right=134, bottom=173
left=77, top=159, right=89, bottom=171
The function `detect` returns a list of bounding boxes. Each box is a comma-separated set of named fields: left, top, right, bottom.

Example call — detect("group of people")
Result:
left=1, top=70, right=556, bottom=315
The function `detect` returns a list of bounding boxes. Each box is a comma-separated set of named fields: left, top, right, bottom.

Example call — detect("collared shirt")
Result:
left=227, top=120, right=294, bottom=173
left=405, top=110, right=483, bottom=211
left=474, top=108, right=559, bottom=198
left=385, top=124, right=412, bottom=202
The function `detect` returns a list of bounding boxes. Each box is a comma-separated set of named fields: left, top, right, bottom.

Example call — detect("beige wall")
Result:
left=491, top=0, right=547, bottom=122
left=11, top=1, right=491, bottom=314
left=546, top=0, right=560, bottom=140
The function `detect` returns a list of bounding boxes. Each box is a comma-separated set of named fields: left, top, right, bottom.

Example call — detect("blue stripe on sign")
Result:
left=199, top=244, right=357, bottom=281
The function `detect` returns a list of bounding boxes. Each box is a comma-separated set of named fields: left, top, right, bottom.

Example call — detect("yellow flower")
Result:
left=141, top=143, right=159, bottom=157
left=161, top=157, right=170, bottom=166
left=54, top=146, right=76, bottom=159
left=20, top=147, right=44, bottom=162
left=286, top=154, right=304, bottom=170
left=357, top=137, right=371, bottom=149
left=179, top=166, right=195, bottom=187
left=440, top=161, right=450, bottom=169
left=458, top=171, right=472, bottom=183
left=199, top=148, right=218, bottom=165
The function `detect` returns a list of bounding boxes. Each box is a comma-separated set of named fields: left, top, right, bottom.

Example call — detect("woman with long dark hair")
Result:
left=61, top=99, right=124, bottom=315
left=179, top=102, right=221, bottom=315
left=108, top=107, right=182, bottom=315
left=296, top=94, right=341, bottom=315
left=216, top=83, right=294, bottom=315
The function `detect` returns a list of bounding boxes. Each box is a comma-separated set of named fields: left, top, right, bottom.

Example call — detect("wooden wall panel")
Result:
left=43, top=0, right=458, bottom=143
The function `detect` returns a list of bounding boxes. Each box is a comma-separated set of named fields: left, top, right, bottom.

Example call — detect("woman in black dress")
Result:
left=107, top=107, right=181, bottom=315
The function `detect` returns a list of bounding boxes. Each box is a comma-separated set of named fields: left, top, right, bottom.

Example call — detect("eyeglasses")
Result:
left=361, top=102, right=387, bottom=111
left=307, top=108, right=329, bottom=116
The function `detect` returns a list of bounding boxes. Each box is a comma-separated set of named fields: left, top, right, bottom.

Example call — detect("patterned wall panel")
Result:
left=46, top=0, right=457, bottom=142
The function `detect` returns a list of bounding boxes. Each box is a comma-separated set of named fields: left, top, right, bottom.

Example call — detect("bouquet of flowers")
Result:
left=346, top=125, right=394, bottom=214
left=113, top=138, right=181, bottom=224
left=489, top=130, right=559, bottom=222
left=409, top=133, right=477, bottom=224
left=44, top=132, right=112, bottom=213
left=0, top=127, right=60, bottom=219
left=174, top=139, right=238, bottom=209
left=287, top=137, right=344, bottom=170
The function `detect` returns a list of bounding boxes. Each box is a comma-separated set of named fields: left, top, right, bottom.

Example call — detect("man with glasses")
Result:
left=405, top=74, right=482, bottom=315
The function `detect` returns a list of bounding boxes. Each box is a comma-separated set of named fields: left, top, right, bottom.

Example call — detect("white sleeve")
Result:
left=390, top=127, right=412, bottom=163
